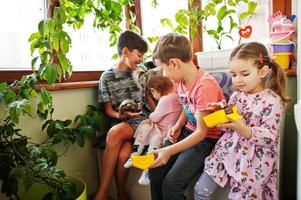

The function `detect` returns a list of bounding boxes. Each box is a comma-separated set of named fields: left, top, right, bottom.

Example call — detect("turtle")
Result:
left=119, top=99, right=143, bottom=115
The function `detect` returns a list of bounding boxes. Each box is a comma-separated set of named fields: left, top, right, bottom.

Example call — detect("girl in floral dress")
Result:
left=194, top=42, right=291, bottom=200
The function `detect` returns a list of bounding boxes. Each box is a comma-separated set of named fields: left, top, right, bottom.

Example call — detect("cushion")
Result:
left=210, top=72, right=233, bottom=102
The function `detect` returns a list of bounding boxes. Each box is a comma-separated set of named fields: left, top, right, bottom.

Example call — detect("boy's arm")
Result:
left=103, top=101, right=120, bottom=119
left=151, top=110, right=209, bottom=167
left=173, top=110, right=187, bottom=129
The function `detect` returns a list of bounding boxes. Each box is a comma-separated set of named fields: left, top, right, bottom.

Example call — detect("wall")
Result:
left=14, top=87, right=100, bottom=195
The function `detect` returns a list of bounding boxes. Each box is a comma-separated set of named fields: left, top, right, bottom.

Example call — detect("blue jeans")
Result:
left=149, top=128, right=217, bottom=200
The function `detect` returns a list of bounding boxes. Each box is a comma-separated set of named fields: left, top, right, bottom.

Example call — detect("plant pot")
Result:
left=272, top=43, right=294, bottom=53
left=19, top=177, right=87, bottom=200
left=273, top=52, right=292, bottom=70
left=195, top=49, right=232, bottom=70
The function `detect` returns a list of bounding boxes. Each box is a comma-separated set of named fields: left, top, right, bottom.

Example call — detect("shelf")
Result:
left=285, top=68, right=296, bottom=77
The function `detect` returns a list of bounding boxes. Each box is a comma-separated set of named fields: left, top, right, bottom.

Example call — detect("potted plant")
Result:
left=0, top=0, right=130, bottom=199
left=158, top=0, right=258, bottom=69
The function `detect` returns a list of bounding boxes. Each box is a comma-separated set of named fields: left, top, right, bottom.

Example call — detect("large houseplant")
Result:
left=0, top=0, right=131, bottom=199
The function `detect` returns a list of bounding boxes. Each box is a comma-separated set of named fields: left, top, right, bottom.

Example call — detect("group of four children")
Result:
left=94, top=30, right=290, bottom=200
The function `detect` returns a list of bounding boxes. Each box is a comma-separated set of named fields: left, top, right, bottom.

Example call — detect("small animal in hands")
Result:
left=119, top=99, right=143, bottom=116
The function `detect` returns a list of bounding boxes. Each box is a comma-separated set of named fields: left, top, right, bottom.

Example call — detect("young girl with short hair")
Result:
left=124, top=70, right=182, bottom=185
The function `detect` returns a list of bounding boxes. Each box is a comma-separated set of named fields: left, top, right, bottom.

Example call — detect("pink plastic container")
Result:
left=270, top=30, right=294, bottom=42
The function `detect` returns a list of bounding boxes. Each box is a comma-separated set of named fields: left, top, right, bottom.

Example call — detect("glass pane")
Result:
left=202, top=0, right=270, bottom=51
left=65, top=15, right=126, bottom=71
left=0, top=1, right=45, bottom=70
left=141, top=0, right=189, bottom=43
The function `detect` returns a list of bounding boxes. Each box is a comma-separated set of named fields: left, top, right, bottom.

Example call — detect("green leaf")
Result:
left=31, top=57, right=39, bottom=71
left=217, top=6, right=227, bottom=20
left=60, top=37, right=69, bottom=53
left=9, top=106, right=21, bottom=123
left=0, top=82, right=7, bottom=92
left=248, top=1, right=257, bottom=14
left=4, top=89, right=16, bottom=104
left=58, top=52, right=70, bottom=73
left=203, top=3, right=216, bottom=16
left=21, top=100, right=32, bottom=115
left=47, top=123, right=55, bottom=138
left=28, top=32, right=41, bottom=42
left=111, top=53, right=118, bottom=60
left=213, top=0, right=223, bottom=3
left=53, top=37, right=59, bottom=52
left=227, top=0, right=236, bottom=6
left=43, top=64, right=59, bottom=85
left=63, top=119, right=72, bottom=127
left=77, top=136, right=85, bottom=147
left=160, top=18, right=174, bottom=29
left=70, top=0, right=83, bottom=5
left=239, top=12, right=251, bottom=20
left=38, top=20, right=45, bottom=35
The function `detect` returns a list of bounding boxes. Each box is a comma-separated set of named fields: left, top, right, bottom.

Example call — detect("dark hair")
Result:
left=230, top=42, right=291, bottom=103
left=117, top=30, right=147, bottom=56
left=152, top=33, right=192, bottom=65
left=146, top=70, right=174, bottom=96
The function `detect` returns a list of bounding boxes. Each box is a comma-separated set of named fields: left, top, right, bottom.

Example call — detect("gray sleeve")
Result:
left=98, top=72, right=111, bottom=103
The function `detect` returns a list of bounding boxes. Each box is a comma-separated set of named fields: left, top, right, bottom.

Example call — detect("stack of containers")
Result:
left=269, top=11, right=295, bottom=69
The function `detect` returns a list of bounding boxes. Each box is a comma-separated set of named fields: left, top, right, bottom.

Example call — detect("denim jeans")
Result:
left=149, top=128, right=217, bottom=200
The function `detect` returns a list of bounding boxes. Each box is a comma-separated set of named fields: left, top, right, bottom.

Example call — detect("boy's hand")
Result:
left=119, top=111, right=142, bottom=119
left=205, top=100, right=227, bottom=111
left=149, top=148, right=172, bottom=168
left=167, top=125, right=181, bottom=143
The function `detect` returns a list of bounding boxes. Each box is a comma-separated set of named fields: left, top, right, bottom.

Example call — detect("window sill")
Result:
left=0, top=70, right=102, bottom=91
left=36, top=81, right=99, bottom=91
left=0, top=70, right=102, bottom=83
left=285, top=68, right=296, bottom=77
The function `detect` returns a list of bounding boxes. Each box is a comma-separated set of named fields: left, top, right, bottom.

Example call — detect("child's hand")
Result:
left=217, top=117, right=252, bottom=139
left=119, top=111, right=142, bottom=119
left=167, top=125, right=181, bottom=143
left=205, top=100, right=227, bottom=111
left=149, top=148, right=172, bottom=168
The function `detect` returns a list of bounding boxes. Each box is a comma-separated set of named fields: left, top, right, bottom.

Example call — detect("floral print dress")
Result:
left=204, top=89, right=284, bottom=200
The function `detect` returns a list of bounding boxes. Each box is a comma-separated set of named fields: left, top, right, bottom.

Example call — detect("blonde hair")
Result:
left=230, top=42, right=291, bottom=103
left=152, top=33, right=192, bottom=65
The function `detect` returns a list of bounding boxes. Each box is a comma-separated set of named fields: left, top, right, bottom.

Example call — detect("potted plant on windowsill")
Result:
left=0, top=0, right=129, bottom=199
left=159, top=0, right=258, bottom=70
left=196, top=0, right=258, bottom=69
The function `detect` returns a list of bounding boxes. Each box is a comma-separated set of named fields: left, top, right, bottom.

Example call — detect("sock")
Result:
left=138, top=170, right=150, bottom=185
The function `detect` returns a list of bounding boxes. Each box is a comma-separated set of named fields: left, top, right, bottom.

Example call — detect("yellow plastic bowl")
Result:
left=131, top=153, right=155, bottom=170
left=203, top=106, right=242, bottom=128
left=273, top=52, right=292, bottom=69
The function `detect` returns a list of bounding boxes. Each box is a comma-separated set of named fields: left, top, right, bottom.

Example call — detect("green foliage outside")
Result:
left=160, top=0, right=258, bottom=49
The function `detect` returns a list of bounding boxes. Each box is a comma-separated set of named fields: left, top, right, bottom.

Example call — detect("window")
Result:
left=0, top=1, right=45, bottom=70
left=140, top=0, right=189, bottom=47
left=65, top=15, right=125, bottom=71
left=202, top=0, right=271, bottom=52
left=0, top=1, right=125, bottom=72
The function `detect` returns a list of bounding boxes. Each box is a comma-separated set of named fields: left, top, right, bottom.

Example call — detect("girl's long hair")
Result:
left=230, top=42, right=291, bottom=103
